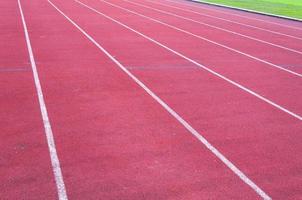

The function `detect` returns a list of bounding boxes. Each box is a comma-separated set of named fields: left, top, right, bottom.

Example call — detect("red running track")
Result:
left=1, top=0, right=302, bottom=199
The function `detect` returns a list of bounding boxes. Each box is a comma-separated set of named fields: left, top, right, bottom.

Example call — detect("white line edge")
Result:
left=18, top=1, right=68, bottom=199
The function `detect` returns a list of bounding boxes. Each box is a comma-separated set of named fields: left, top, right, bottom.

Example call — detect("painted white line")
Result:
left=48, top=1, right=272, bottom=199
left=165, top=0, right=302, bottom=32
left=101, top=0, right=302, bottom=78
left=18, top=1, right=68, bottom=200
left=149, top=0, right=302, bottom=41
left=123, top=0, right=302, bottom=55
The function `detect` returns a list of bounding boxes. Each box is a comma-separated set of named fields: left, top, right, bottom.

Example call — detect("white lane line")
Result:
left=148, top=0, right=302, bottom=41
left=18, top=1, right=68, bottom=200
left=165, top=0, right=302, bottom=32
left=47, top=1, right=272, bottom=199
left=101, top=0, right=302, bottom=78
left=78, top=0, right=302, bottom=120
left=123, top=0, right=302, bottom=55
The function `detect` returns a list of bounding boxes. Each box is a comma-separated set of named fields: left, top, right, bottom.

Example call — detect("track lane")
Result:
left=106, top=0, right=302, bottom=75
left=20, top=0, right=267, bottom=199
left=145, top=0, right=302, bottom=50
left=18, top=0, right=68, bottom=198
left=77, top=0, right=302, bottom=118
left=123, top=0, right=302, bottom=56
left=50, top=0, right=302, bottom=198
left=0, top=1, right=59, bottom=199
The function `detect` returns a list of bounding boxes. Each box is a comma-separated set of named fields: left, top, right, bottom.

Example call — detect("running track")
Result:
left=1, top=0, right=302, bottom=199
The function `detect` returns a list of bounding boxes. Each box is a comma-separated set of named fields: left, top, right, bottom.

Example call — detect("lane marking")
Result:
left=148, top=0, right=302, bottom=41
left=0, top=66, right=30, bottom=72
left=48, top=1, right=272, bottom=199
left=165, top=0, right=302, bottom=32
left=18, top=1, right=68, bottom=199
left=123, top=0, right=302, bottom=55
left=101, top=0, right=302, bottom=78
left=126, top=65, right=195, bottom=70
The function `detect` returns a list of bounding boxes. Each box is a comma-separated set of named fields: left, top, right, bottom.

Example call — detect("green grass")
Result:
left=199, top=0, right=302, bottom=19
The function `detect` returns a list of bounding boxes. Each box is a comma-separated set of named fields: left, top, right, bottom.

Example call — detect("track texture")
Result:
left=1, top=0, right=302, bottom=199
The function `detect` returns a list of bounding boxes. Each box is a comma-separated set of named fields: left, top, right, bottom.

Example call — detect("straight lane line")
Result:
left=100, top=0, right=302, bottom=78
left=18, top=1, right=68, bottom=199
left=48, top=1, right=272, bottom=198
left=123, top=0, right=302, bottom=55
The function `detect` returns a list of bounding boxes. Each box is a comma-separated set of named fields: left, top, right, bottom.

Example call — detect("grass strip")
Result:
left=199, top=0, right=302, bottom=19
